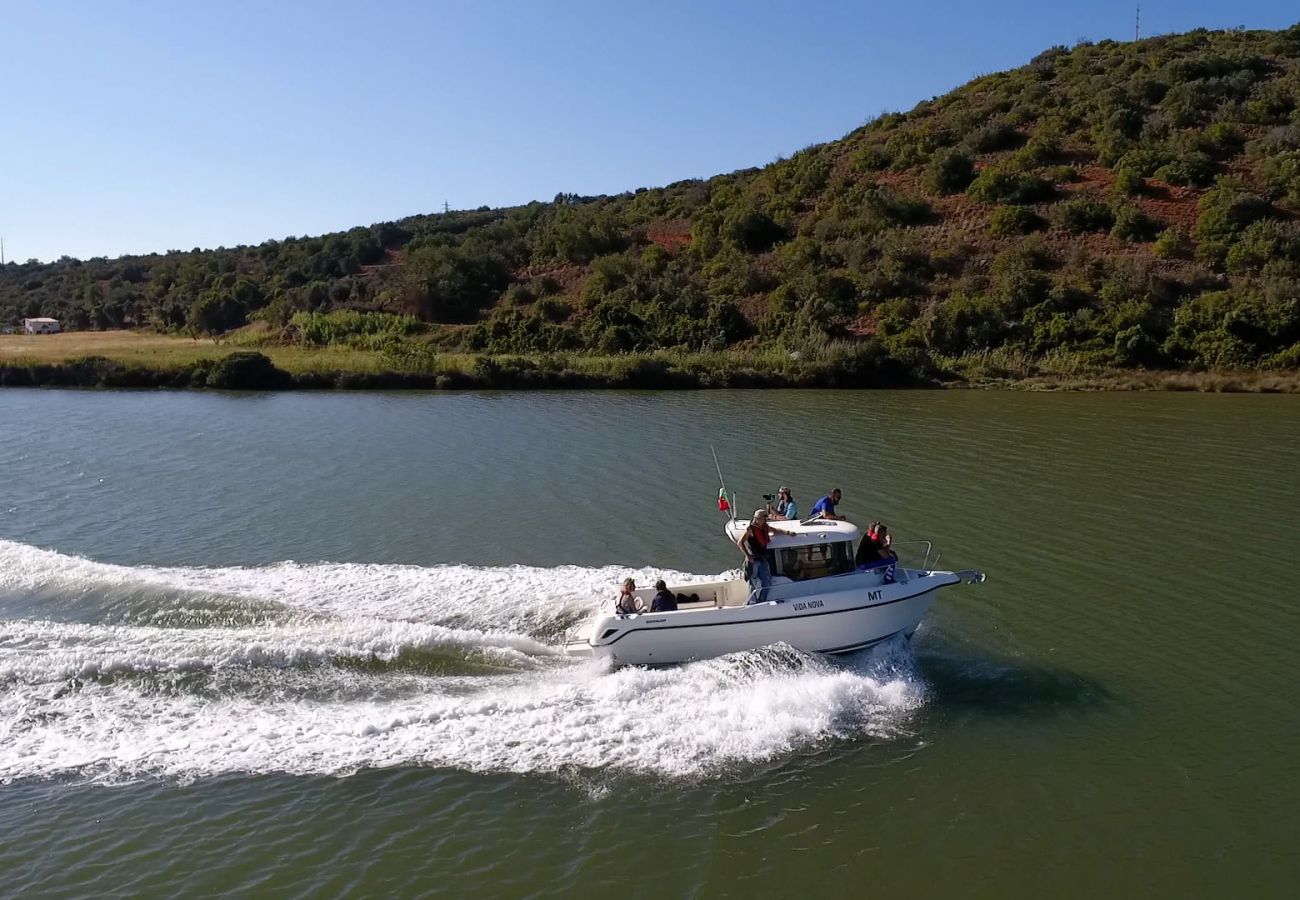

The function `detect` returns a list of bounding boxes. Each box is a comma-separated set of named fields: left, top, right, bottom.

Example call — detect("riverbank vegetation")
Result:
left=4, top=25, right=1300, bottom=387
left=1, top=332, right=1296, bottom=392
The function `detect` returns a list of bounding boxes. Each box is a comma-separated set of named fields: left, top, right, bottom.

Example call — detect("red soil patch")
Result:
left=1135, top=180, right=1204, bottom=233
left=646, top=218, right=693, bottom=251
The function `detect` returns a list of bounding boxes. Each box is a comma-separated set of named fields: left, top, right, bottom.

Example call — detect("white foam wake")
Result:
left=0, top=644, right=925, bottom=783
left=0, top=538, right=719, bottom=636
left=0, top=540, right=928, bottom=783
left=0, top=618, right=555, bottom=684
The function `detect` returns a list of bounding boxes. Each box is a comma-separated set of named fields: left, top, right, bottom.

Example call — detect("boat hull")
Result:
left=564, top=570, right=958, bottom=666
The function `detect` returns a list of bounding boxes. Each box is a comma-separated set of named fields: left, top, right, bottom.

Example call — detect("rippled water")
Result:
left=1, top=389, right=1297, bottom=896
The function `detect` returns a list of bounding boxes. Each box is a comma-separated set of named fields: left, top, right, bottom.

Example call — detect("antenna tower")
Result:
left=443, top=200, right=450, bottom=214
left=1135, top=4, right=1141, bottom=41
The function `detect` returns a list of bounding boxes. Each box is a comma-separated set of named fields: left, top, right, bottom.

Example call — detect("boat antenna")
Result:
left=710, top=443, right=736, bottom=522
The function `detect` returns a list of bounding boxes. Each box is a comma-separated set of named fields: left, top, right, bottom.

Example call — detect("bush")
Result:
left=1151, top=152, right=1217, bottom=187
left=204, top=352, right=286, bottom=389
left=1114, top=325, right=1164, bottom=366
left=925, top=149, right=976, bottom=194
left=1111, top=205, right=1159, bottom=242
left=967, top=168, right=1053, bottom=204
left=725, top=207, right=788, bottom=253
left=1008, top=133, right=1061, bottom=170
left=1152, top=228, right=1189, bottom=259
left=1195, top=184, right=1272, bottom=242
left=1112, top=168, right=1145, bottom=197
left=1224, top=220, right=1300, bottom=274
left=1260, top=150, right=1300, bottom=206
left=290, top=310, right=422, bottom=346
left=534, top=296, right=572, bottom=323
left=966, top=120, right=1024, bottom=153
left=1198, top=122, right=1244, bottom=158
left=1052, top=196, right=1115, bottom=233
left=851, top=144, right=891, bottom=172
left=923, top=295, right=1012, bottom=354
left=990, top=206, right=1046, bottom=236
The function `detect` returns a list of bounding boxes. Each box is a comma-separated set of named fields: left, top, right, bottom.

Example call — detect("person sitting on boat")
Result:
left=615, top=577, right=646, bottom=614
left=650, top=580, right=678, bottom=612
left=856, top=522, right=899, bottom=568
left=809, top=488, right=844, bottom=520
left=739, top=509, right=796, bottom=604
left=769, top=486, right=798, bottom=521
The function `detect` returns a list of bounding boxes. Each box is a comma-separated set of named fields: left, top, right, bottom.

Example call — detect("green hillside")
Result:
left=5, top=24, right=1300, bottom=377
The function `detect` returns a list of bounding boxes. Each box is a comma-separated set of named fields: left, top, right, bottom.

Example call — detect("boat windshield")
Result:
left=774, top=541, right=854, bottom=581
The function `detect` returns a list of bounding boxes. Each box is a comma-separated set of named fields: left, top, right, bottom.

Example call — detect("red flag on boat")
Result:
left=717, top=488, right=730, bottom=512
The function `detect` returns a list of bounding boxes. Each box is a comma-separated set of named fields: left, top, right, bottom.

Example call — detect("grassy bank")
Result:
left=1, top=332, right=1297, bottom=392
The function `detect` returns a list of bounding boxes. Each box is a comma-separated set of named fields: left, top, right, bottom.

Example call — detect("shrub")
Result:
left=1259, top=150, right=1300, bottom=206
left=966, top=120, right=1024, bottom=153
left=291, top=310, right=422, bottom=346
left=1112, top=168, right=1145, bottom=197
left=990, top=206, right=1046, bottom=236
left=204, top=352, right=286, bottom=389
left=922, top=294, right=1012, bottom=354
left=1198, top=122, right=1245, bottom=158
left=925, top=149, right=976, bottom=194
left=1152, top=228, right=1189, bottom=259
left=534, top=296, right=572, bottom=323
left=1151, top=152, right=1217, bottom=187
left=1224, top=220, right=1300, bottom=274
left=725, top=207, right=788, bottom=253
left=1116, top=147, right=1174, bottom=178
left=1195, top=183, right=1272, bottom=242
left=967, top=168, right=1053, bottom=204
left=1114, top=325, right=1164, bottom=366
left=1111, top=205, right=1159, bottom=242
left=851, top=144, right=892, bottom=172
left=1008, top=133, right=1061, bottom=170
left=1052, top=196, right=1115, bottom=233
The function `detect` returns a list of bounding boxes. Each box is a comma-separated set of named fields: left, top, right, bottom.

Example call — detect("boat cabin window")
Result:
left=775, top=542, right=854, bottom=581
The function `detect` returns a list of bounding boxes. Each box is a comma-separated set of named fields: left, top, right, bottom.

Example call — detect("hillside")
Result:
left=5, top=24, right=1300, bottom=378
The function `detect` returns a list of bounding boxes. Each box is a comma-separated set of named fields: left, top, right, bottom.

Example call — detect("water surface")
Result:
left=1, top=389, right=1296, bottom=896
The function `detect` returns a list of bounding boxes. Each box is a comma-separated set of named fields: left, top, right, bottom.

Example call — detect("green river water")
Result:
left=0, top=389, right=1296, bottom=897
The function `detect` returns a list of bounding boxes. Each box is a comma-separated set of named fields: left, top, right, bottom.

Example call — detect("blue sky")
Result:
left=2, top=1, right=1296, bottom=262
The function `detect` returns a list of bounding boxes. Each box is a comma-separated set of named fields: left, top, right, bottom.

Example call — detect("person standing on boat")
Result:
left=809, top=488, right=844, bottom=520
left=739, top=509, right=795, bottom=604
left=615, top=578, right=645, bottom=614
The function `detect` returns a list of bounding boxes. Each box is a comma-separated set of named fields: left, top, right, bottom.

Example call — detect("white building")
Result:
left=22, top=317, right=61, bottom=334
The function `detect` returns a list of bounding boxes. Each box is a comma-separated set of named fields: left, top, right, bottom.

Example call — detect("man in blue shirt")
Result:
left=809, top=488, right=844, bottom=520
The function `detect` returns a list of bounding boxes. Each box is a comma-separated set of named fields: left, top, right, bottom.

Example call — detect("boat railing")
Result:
left=890, top=539, right=935, bottom=572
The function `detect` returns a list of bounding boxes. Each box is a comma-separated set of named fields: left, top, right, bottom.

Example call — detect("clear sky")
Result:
left=3, top=0, right=1296, bottom=262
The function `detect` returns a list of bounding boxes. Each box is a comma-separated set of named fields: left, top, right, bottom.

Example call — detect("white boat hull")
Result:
left=564, top=568, right=964, bottom=667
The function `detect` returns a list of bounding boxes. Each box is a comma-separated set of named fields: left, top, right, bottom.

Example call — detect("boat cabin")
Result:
left=724, top=517, right=862, bottom=583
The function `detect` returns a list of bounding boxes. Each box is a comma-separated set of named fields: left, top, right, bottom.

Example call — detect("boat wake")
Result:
left=0, top=539, right=928, bottom=783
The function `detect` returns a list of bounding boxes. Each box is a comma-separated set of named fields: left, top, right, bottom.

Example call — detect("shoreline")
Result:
left=1, top=351, right=1297, bottom=393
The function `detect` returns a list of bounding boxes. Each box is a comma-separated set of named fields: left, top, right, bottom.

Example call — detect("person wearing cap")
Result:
left=737, top=509, right=796, bottom=604
left=809, top=488, right=844, bottom=521
left=649, top=579, right=678, bottom=612
left=770, top=486, right=798, bottom=521
left=615, top=577, right=645, bottom=614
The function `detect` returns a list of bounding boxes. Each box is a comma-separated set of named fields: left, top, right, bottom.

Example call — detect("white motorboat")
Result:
left=563, top=517, right=984, bottom=666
